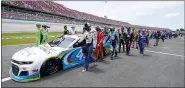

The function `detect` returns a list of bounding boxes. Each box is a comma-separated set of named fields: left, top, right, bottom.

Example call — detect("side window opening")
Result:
left=73, top=39, right=86, bottom=48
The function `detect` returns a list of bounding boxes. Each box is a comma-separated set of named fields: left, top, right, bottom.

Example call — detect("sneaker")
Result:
left=111, top=56, right=113, bottom=60
left=82, top=69, right=87, bottom=72
left=140, top=54, right=143, bottom=56
left=94, top=62, right=97, bottom=65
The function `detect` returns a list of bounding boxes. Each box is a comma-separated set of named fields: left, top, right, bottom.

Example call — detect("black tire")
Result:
left=40, top=58, right=62, bottom=77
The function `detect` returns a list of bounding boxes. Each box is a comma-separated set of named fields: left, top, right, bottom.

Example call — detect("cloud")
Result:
left=149, top=25, right=155, bottom=27
left=54, top=1, right=184, bottom=29
left=135, top=12, right=151, bottom=16
left=164, top=13, right=180, bottom=18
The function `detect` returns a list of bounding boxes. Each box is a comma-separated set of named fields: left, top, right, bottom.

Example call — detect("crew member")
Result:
left=118, top=27, right=127, bottom=53
left=161, top=31, right=165, bottom=42
left=71, top=26, right=76, bottom=34
left=42, top=25, right=50, bottom=42
left=125, top=27, right=132, bottom=55
left=153, top=31, right=161, bottom=46
left=100, top=28, right=104, bottom=59
left=145, top=30, right=149, bottom=47
left=36, top=23, right=46, bottom=45
left=131, top=28, right=138, bottom=48
left=94, top=26, right=103, bottom=61
left=63, top=25, right=69, bottom=35
left=138, top=29, right=147, bottom=56
left=79, top=23, right=96, bottom=72
left=106, top=27, right=119, bottom=60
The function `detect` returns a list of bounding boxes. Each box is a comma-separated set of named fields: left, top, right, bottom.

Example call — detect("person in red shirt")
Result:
left=99, top=28, right=104, bottom=59
left=94, top=26, right=103, bottom=61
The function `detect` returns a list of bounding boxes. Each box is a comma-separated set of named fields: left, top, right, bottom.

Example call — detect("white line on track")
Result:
left=144, top=50, right=184, bottom=57
left=134, top=48, right=184, bottom=58
left=2, top=77, right=11, bottom=82
left=178, top=37, right=185, bottom=40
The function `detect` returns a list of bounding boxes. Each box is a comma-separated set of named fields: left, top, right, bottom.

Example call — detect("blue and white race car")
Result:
left=9, top=34, right=111, bottom=82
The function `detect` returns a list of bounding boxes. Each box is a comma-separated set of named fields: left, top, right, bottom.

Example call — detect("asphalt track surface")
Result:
left=2, top=38, right=184, bottom=87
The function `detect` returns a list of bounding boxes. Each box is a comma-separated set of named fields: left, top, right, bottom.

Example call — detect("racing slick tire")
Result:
left=40, top=58, right=62, bottom=77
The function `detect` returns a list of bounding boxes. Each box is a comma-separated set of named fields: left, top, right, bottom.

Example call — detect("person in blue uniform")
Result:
left=137, top=29, right=147, bottom=56
left=106, top=27, right=119, bottom=60
left=78, top=23, right=96, bottom=72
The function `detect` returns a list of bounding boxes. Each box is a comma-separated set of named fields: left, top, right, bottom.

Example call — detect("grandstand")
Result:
left=1, top=1, right=171, bottom=31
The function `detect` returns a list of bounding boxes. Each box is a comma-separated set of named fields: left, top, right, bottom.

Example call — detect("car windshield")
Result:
left=49, top=36, right=75, bottom=48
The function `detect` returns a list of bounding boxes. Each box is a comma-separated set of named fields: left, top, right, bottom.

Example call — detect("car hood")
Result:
left=12, top=44, right=66, bottom=62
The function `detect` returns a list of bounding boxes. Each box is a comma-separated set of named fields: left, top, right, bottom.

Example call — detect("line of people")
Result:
left=36, top=23, right=174, bottom=72
left=79, top=23, right=150, bottom=72
left=80, top=23, right=176, bottom=72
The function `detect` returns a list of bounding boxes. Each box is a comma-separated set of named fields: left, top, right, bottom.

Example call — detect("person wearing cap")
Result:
left=137, top=29, right=147, bottom=56
left=79, top=23, right=96, bottom=72
left=36, top=23, right=46, bottom=45
left=71, top=26, right=76, bottom=34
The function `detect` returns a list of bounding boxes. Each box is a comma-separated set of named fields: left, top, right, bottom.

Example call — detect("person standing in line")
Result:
left=106, top=27, right=119, bottom=60
left=114, top=28, right=120, bottom=56
left=100, top=28, right=104, bottom=59
left=137, top=29, right=147, bottom=56
left=79, top=23, right=96, bottom=72
left=145, top=30, right=150, bottom=47
left=94, top=26, right=103, bottom=61
left=118, top=27, right=127, bottom=53
left=161, top=31, right=165, bottom=42
left=131, top=28, right=137, bottom=48
left=125, top=27, right=132, bottom=55
left=153, top=31, right=161, bottom=46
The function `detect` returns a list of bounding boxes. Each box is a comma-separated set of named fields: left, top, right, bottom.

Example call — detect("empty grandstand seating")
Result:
left=1, top=1, right=170, bottom=30
left=1, top=1, right=130, bottom=27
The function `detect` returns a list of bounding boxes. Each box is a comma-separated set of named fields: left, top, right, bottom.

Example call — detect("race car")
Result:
left=9, top=34, right=111, bottom=82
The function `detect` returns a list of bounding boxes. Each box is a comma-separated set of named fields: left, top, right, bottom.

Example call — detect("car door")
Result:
left=71, top=40, right=86, bottom=65
left=56, top=37, right=81, bottom=70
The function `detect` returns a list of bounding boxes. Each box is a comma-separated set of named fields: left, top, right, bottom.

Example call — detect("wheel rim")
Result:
left=46, top=60, right=58, bottom=74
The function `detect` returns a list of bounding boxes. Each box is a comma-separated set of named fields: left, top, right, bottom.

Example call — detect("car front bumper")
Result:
left=9, top=68, right=40, bottom=82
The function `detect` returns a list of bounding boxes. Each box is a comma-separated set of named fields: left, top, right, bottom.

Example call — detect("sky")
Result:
left=55, top=1, right=184, bottom=31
